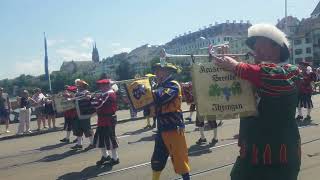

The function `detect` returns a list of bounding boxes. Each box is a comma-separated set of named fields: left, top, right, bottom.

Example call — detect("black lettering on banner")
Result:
left=212, top=104, right=243, bottom=112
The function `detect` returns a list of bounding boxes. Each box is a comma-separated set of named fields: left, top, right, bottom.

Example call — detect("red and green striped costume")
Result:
left=231, top=63, right=301, bottom=180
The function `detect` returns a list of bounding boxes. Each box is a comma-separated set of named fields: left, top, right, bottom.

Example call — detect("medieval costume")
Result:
left=214, top=24, right=301, bottom=180
left=71, top=79, right=95, bottom=150
left=181, top=82, right=195, bottom=123
left=151, top=63, right=190, bottom=180
left=195, top=113, right=222, bottom=145
left=60, top=86, right=78, bottom=143
left=296, top=63, right=317, bottom=125
left=93, top=79, right=119, bottom=166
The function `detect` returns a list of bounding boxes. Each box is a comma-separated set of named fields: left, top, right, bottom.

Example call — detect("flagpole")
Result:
left=44, top=32, right=52, bottom=92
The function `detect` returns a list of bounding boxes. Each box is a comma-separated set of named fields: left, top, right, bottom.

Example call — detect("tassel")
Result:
left=280, top=144, right=287, bottom=164
left=252, top=144, right=258, bottom=164
left=240, top=143, right=246, bottom=158
left=263, top=144, right=272, bottom=165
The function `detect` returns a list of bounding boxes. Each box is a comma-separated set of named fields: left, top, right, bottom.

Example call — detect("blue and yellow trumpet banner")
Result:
left=192, top=62, right=257, bottom=119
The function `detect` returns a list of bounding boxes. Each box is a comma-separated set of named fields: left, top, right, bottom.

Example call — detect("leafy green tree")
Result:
left=116, top=59, right=134, bottom=80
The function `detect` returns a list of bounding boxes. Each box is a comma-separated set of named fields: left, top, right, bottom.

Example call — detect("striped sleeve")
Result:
left=234, top=62, right=262, bottom=87
left=235, top=63, right=300, bottom=96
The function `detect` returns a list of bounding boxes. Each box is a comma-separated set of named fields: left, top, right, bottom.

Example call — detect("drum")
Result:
left=53, top=95, right=75, bottom=113
left=74, top=91, right=96, bottom=119
left=124, top=78, right=155, bottom=111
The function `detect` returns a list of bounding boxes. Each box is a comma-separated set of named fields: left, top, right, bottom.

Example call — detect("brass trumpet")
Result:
left=160, top=43, right=254, bottom=61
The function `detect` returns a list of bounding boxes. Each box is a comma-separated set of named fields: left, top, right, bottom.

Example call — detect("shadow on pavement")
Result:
left=188, top=143, right=213, bottom=157
left=121, top=127, right=152, bottom=136
left=38, top=149, right=83, bottom=162
left=57, top=165, right=113, bottom=180
left=128, top=134, right=156, bottom=144
left=37, top=143, right=68, bottom=151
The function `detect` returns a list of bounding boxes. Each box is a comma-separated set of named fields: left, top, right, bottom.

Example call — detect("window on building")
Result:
left=224, top=37, right=227, bottom=41
left=294, top=39, right=302, bottom=45
left=305, top=57, right=313, bottom=62
left=295, top=49, right=303, bottom=55
left=305, top=38, right=311, bottom=43
left=295, top=58, right=303, bottom=64
left=306, top=47, right=312, bottom=54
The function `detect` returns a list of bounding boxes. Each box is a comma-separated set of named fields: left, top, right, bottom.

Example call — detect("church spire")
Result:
left=92, top=41, right=100, bottom=63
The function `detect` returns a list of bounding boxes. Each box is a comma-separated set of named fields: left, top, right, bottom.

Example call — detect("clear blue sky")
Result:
left=0, top=0, right=318, bottom=79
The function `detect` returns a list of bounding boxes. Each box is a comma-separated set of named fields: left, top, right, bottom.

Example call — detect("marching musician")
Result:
left=214, top=24, right=301, bottom=180
left=151, top=63, right=190, bottom=180
left=71, top=79, right=95, bottom=150
left=60, top=85, right=78, bottom=143
left=295, top=62, right=317, bottom=125
left=93, top=79, right=119, bottom=166
left=195, top=113, right=222, bottom=145
left=181, top=82, right=195, bottom=123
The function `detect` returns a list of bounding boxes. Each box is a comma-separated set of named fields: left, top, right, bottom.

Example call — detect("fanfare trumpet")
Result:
left=160, top=43, right=254, bottom=62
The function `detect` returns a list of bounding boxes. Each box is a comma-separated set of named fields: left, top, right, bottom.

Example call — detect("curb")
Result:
left=0, top=110, right=192, bottom=141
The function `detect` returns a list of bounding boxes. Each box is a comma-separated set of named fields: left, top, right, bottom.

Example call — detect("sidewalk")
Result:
left=0, top=102, right=192, bottom=141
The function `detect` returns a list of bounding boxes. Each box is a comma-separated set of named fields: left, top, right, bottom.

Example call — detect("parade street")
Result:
left=0, top=98, right=319, bottom=180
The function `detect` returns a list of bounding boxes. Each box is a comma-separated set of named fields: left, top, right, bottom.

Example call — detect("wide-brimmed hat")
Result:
left=66, top=85, right=77, bottom=92
left=245, top=23, right=290, bottom=62
left=152, top=63, right=181, bottom=73
left=75, top=79, right=89, bottom=87
left=145, top=73, right=156, bottom=77
left=96, top=79, right=111, bottom=85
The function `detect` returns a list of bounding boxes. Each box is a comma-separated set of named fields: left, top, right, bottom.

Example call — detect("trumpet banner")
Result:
left=124, top=78, right=154, bottom=112
left=192, top=62, right=257, bottom=119
left=53, top=95, right=75, bottom=113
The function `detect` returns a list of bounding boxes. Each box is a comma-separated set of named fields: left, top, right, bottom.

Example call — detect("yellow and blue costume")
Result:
left=151, top=63, right=190, bottom=180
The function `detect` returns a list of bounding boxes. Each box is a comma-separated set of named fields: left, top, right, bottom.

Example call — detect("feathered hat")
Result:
left=246, top=23, right=290, bottom=62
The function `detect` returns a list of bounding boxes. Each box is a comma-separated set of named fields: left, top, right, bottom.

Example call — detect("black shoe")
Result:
left=185, top=117, right=191, bottom=122
left=72, top=139, right=78, bottom=143
left=60, top=138, right=70, bottom=143
left=211, top=138, right=218, bottom=145
left=196, top=138, right=207, bottom=145
left=96, top=156, right=111, bottom=166
left=295, top=115, right=303, bottom=125
left=295, top=115, right=303, bottom=121
left=84, top=144, right=95, bottom=151
left=71, top=144, right=83, bottom=150
left=144, top=125, right=152, bottom=129
left=109, top=158, right=120, bottom=165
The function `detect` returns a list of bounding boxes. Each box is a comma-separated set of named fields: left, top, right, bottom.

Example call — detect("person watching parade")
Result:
left=93, top=79, right=119, bottom=166
left=295, top=62, right=317, bottom=125
left=71, top=79, right=95, bottom=150
left=213, top=24, right=301, bottom=180
left=32, top=88, right=47, bottom=131
left=151, top=63, right=190, bottom=180
left=0, top=87, right=11, bottom=133
left=17, top=90, right=36, bottom=134
left=60, top=85, right=78, bottom=143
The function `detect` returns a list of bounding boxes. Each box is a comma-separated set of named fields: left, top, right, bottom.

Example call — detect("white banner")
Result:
left=192, top=62, right=257, bottom=119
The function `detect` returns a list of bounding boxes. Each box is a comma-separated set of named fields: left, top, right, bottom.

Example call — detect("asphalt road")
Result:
left=0, top=98, right=319, bottom=180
